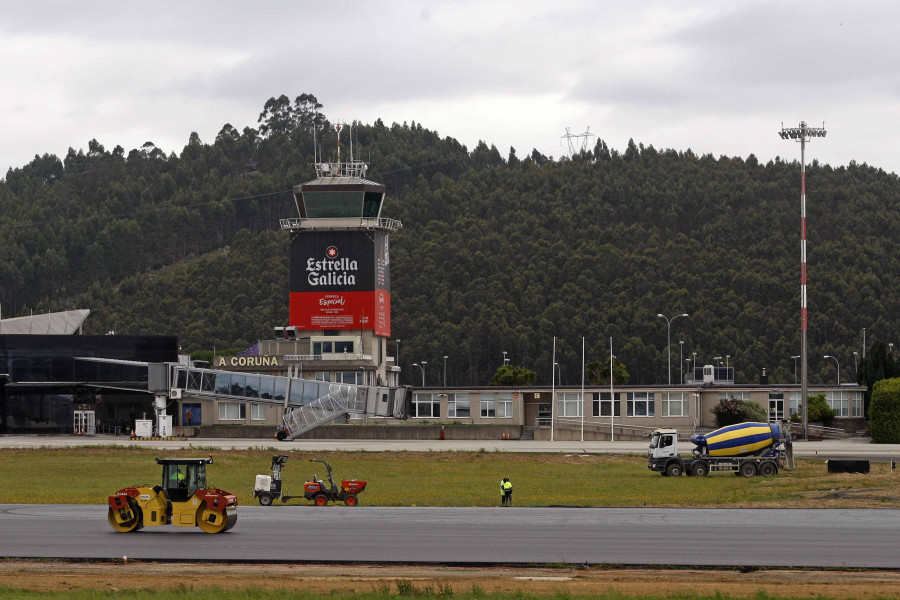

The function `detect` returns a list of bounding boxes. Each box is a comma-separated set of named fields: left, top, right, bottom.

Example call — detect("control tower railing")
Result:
left=279, top=216, right=402, bottom=231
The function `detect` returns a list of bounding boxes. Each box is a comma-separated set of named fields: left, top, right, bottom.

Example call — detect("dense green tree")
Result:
left=490, top=365, right=538, bottom=386
left=869, top=378, right=900, bottom=443
left=712, top=397, right=768, bottom=427
left=585, top=360, right=630, bottom=385
left=804, top=394, right=837, bottom=426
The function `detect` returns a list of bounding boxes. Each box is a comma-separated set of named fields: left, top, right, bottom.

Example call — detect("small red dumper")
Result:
left=304, top=458, right=367, bottom=506
left=253, top=456, right=366, bottom=506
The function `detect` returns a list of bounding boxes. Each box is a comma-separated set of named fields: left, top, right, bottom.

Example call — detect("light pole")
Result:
left=713, top=356, right=722, bottom=381
left=609, top=337, right=615, bottom=441
left=657, top=312, right=689, bottom=385
left=412, top=362, right=426, bottom=387
left=824, top=355, right=840, bottom=386
left=791, top=355, right=800, bottom=385
left=853, top=351, right=859, bottom=383
left=691, top=351, right=697, bottom=382
left=685, top=358, right=691, bottom=384
left=779, top=119, right=826, bottom=439
left=502, top=351, right=509, bottom=366
left=551, top=337, right=556, bottom=442
left=679, top=341, right=684, bottom=384
left=443, top=355, right=448, bottom=387
left=395, top=339, right=401, bottom=382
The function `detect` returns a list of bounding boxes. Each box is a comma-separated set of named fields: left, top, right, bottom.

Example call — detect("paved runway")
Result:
left=1, top=504, right=898, bottom=568
left=1, top=434, right=899, bottom=460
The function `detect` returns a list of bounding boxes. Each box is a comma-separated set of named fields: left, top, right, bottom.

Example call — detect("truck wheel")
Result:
left=665, top=463, right=683, bottom=477
left=258, top=493, right=273, bottom=506
left=344, top=494, right=359, bottom=506
left=276, top=430, right=287, bottom=441
left=314, top=493, right=328, bottom=506
left=739, top=462, right=758, bottom=478
left=690, top=461, right=709, bottom=477
left=759, top=461, right=778, bottom=477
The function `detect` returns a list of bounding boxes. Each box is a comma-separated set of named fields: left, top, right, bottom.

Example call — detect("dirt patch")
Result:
left=1, top=562, right=899, bottom=598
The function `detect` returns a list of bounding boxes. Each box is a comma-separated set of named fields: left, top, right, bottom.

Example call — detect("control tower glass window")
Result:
left=303, top=191, right=364, bottom=218
left=363, top=192, right=383, bottom=218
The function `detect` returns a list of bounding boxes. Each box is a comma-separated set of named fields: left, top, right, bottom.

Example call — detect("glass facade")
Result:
left=0, top=335, right=178, bottom=434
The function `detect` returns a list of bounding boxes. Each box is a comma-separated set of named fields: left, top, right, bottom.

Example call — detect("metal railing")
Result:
left=534, top=417, right=659, bottom=438
left=282, top=383, right=365, bottom=440
left=806, top=424, right=853, bottom=439
left=279, top=217, right=402, bottom=231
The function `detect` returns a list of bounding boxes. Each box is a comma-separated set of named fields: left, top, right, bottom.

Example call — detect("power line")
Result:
left=0, top=189, right=291, bottom=232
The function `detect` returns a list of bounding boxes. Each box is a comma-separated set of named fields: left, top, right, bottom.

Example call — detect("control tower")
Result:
left=274, top=127, right=402, bottom=388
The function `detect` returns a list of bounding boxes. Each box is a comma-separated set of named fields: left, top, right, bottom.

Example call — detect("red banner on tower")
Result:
left=288, top=230, right=391, bottom=336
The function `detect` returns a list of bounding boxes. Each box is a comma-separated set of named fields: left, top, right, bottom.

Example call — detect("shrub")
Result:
left=712, top=396, right=768, bottom=427
left=805, top=393, right=836, bottom=426
left=869, top=378, right=900, bottom=443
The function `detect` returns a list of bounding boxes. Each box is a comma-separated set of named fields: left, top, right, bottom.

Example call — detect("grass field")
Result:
left=0, top=446, right=898, bottom=507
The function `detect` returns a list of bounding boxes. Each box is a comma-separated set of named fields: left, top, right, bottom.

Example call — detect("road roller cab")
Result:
left=107, top=456, right=237, bottom=534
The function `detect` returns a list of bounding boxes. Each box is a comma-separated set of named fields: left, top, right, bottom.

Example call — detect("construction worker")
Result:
left=500, top=477, right=513, bottom=506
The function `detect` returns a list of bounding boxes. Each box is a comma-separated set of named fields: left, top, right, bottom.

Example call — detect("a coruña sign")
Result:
left=289, top=230, right=391, bottom=336
left=216, top=356, right=280, bottom=368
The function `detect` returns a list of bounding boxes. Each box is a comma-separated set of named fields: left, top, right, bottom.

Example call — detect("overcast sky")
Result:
left=2, top=1, right=899, bottom=177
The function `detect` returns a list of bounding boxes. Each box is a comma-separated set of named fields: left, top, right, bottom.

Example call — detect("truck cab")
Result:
left=648, top=428, right=682, bottom=475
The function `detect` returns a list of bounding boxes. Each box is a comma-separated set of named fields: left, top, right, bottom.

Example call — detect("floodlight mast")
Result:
left=779, top=120, right=826, bottom=440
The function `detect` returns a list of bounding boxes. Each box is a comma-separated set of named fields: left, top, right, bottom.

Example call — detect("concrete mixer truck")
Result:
left=648, top=421, right=794, bottom=477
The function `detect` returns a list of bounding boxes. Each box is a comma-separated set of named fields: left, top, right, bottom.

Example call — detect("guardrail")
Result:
left=806, top=424, right=853, bottom=439
left=534, top=418, right=658, bottom=438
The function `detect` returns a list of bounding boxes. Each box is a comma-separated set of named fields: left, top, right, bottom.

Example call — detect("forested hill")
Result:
left=1, top=94, right=898, bottom=386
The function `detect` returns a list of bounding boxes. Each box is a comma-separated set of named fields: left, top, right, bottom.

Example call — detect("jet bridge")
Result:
left=169, top=364, right=410, bottom=440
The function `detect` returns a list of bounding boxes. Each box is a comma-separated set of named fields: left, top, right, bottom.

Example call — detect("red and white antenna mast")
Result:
left=779, top=120, right=827, bottom=440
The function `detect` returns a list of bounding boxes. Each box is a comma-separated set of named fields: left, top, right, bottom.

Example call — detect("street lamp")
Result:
left=823, top=355, right=840, bottom=386
left=551, top=337, right=556, bottom=442
left=780, top=119, right=826, bottom=440
left=657, top=312, right=689, bottom=385
left=395, top=339, right=401, bottom=382
left=502, top=351, right=509, bottom=366
left=412, top=362, right=426, bottom=387
left=853, top=351, right=859, bottom=383
left=443, top=355, right=448, bottom=387
left=679, top=341, right=684, bottom=384
left=791, top=355, right=800, bottom=385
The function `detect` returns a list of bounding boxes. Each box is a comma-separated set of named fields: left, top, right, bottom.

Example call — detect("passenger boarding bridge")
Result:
left=168, top=364, right=410, bottom=440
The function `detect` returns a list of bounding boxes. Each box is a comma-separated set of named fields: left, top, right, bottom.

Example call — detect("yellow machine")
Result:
left=107, top=457, right=237, bottom=533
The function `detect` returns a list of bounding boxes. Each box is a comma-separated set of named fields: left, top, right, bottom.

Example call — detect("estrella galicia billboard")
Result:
left=289, top=230, right=391, bottom=336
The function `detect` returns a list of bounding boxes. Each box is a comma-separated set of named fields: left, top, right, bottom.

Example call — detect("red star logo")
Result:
left=326, top=246, right=338, bottom=258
